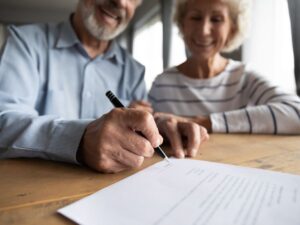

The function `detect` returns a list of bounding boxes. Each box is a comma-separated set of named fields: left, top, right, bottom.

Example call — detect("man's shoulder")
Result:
left=8, top=23, right=48, bottom=36
left=7, top=22, right=61, bottom=47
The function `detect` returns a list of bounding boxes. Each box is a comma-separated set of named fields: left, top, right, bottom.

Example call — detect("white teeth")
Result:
left=101, top=8, right=118, bottom=20
left=194, top=40, right=213, bottom=47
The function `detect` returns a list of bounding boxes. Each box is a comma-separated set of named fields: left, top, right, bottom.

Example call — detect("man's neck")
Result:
left=72, top=11, right=110, bottom=59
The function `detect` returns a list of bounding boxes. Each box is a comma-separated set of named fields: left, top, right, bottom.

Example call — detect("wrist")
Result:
left=193, top=116, right=212, bottom=133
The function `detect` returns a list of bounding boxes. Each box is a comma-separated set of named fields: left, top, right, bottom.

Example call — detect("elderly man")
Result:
left=0, top=0, right=208, bottom=173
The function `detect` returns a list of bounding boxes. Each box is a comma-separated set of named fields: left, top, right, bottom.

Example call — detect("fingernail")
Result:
left=155, top=139, right=161, bottom=147
left=177, top=151, right=185, bottom=159
left=150, top=148, right=155, bottom=157
left=191, top=149, right=197, bottom=157
left=159, top=136, right=164, bottom=144
left=156, top=136, right=163, bottom=146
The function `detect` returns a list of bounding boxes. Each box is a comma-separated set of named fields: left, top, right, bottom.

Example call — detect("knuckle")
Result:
left=106, top=108, right=123, bottom=120
left=114, top=150, right=122, bottom=159
left=99, top=141, right=111, bottom=155
left=200, top=126, right=208, bottom=134
left=165, top=117, right=177, bottom=129
left=191, top=122, right=199, bottom=131
left=101, top=119, right=113, bottom=133
left=132, top=156, right=144, bottom=168
left=140, top=111, right=153, bottom=124
left=97, top=158, right=111, bottom=171
left=139, top=139, right=149, bottom=150
left=139, top=140, right=153, bottom=155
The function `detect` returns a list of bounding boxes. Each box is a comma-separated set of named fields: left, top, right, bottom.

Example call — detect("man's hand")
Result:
left=154, top=112, right=209, bottom=158
left=129, top=100, right=153, bottom=114
left=78, top=108, right=163, bottom=173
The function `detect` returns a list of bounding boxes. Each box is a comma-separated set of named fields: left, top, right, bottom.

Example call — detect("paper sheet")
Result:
left=58, top=159, right=300, bottom=225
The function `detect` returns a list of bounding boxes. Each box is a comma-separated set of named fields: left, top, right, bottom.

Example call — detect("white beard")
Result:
left=79, top=0, right=128, bottom=41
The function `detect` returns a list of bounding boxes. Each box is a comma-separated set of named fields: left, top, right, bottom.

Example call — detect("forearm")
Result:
left=210, top=103, right=300, bottom=134
left=0, top=112, right=91, bottom=163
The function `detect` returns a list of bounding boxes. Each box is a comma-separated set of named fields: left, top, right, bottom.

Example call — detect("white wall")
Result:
left=243, top=0, right=296, bottom=93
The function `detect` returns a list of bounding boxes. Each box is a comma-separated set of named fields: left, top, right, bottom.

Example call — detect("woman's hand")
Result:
left=154, top=112, right=209, bottom=158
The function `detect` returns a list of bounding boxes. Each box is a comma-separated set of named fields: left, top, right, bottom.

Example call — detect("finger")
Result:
left=124, top=109, right=163, bottom=148
left=131, top=101, right=153, bottom=114
left=111, top=147, right=145, bottom=169
left=163, top=118, right=185, bottom=158
left=136, top=100, right=152, bottom=107
left=137, top=106, right=153, bottom=114
left=129, top=100, right=152, bottom=108
left=117, top=129, right=154, bottom=157
left=200, top=126, right=210, bottom=142
left=84, top=152, right=128, bottom=173
left=178, top=122, right=201, bottom=157
left=87, top=145, right=144, bottom=173
left=97, top=159, right=128, bottom=173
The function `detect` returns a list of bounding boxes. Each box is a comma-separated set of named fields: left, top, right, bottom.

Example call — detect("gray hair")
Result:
left=173, top=0, right=252, bottom=53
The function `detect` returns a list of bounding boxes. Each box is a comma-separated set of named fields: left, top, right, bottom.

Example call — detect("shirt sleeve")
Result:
left=0, top=26, right=91, bottom=164
left=210, top=72, right=300, bottom=134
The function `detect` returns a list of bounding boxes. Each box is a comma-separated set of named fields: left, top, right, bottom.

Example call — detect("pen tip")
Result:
left=165, top=157, right=171, bottom=164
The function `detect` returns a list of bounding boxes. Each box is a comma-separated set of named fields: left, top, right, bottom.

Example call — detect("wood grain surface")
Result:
left=1, top=134, right=300, bottom=224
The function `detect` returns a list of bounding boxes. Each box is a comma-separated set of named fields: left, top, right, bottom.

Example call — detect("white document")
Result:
left=58, top=159, right=300, bottom=225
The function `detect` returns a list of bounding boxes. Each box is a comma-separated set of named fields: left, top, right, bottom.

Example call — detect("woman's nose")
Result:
left=200, top=20, right=211, bottom=36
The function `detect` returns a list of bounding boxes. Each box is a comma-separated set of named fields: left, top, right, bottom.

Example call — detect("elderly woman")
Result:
left=149, top=0, right=300, bottom=136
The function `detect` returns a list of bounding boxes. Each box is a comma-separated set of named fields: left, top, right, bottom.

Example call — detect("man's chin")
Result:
left=98, top=26, right=127, bottom=40
left=89, top=29, right=121, bottom=41
left=85, top=20, right=128, bottom=41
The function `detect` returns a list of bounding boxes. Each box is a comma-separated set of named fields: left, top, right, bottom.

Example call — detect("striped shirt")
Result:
left=149, top=60, right=300, bottom=134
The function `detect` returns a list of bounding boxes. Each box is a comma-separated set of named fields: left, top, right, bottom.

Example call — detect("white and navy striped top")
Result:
left=149, top=60, right=300, bottom=134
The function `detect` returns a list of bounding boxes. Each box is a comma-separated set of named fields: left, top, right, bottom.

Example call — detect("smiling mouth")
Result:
left=100, top=7, right=120, bottom=21
left=199, top=44, right=213, bottom=48
left=193, top=40, right=214, bottom=48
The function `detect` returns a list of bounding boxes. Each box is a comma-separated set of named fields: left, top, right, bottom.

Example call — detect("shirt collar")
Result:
left=55, top=19, right=124, bottom=65
left=102, top=40, right=124, bottom=65
left=55, top=19, right=80, bottom=49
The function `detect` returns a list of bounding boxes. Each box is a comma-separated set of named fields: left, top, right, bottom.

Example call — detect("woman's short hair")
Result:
left=173, top=0, right=252, bottom=53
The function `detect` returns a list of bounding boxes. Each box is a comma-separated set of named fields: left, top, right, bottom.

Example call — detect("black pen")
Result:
left=106, top=90, right=170, bottom=162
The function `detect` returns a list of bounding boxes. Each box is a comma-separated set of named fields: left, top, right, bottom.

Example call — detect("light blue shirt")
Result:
left=0, top=20, right=147, bottom=164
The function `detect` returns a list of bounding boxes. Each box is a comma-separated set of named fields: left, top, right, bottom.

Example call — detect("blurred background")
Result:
left=0, top=0, right=299, bottom=95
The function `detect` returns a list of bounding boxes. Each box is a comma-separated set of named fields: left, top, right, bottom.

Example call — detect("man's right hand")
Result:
left=78, top=108, right=163, bottom=173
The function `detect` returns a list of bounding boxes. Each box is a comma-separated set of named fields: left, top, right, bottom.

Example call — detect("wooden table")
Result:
left=1, top=134, right=300, bottom=224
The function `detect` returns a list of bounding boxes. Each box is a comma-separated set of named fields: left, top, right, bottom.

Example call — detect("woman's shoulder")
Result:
left=153, top=67, right=180, bottom=82
left=226, top=59, right=266, bottom=80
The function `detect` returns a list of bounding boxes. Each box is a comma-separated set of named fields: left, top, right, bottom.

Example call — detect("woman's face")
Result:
left=181, top=0, right=234, bottom=60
